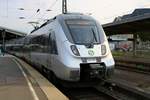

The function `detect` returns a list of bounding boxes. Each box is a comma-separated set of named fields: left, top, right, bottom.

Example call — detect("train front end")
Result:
left=58, top=14, right=115, bottom=82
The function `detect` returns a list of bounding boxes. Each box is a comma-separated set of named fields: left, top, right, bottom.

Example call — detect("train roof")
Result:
left=30, top=13, right=95, bottom=34
left=56, top=13, right=94, bottom=20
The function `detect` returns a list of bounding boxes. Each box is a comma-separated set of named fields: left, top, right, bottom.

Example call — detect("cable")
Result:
left=37, top=0, right=58, bottom=23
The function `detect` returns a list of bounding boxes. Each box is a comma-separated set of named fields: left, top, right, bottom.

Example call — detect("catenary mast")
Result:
left=62, top=0, right=67, bottom=14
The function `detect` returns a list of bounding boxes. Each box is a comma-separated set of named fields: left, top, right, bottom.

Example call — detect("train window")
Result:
left=49, top=31, right=58, bottom=54
left=29, top=35, right=49, bottom=53
left=29, top=36, right=42, bottom=52
left=41, top=35, right=49, bottom=53
left=66, top=20, right=101, bottom=45
left=23, top=37, right=32, bottom=52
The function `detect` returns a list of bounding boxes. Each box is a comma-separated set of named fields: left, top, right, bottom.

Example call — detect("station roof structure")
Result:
left=103, top=8, right=150, bottom=35
left=0, top=26, right=26, bottom=43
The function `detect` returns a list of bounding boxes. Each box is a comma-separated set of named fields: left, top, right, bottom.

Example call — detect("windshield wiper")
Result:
left=90, top=29, right=97, bottom=45
left=85, top=29, right=96, bottom=48
left=92, top=28, right=97, bottom=42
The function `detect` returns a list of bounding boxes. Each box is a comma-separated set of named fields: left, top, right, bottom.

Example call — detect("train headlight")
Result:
left=71, top=45, right=80, bottom=56
left=101, top=45, right=106, bottom=55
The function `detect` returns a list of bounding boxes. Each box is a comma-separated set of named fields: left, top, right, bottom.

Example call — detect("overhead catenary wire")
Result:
left=36, top=0, right=59, bottom=23
left=25, top=0, right=59, bottom=29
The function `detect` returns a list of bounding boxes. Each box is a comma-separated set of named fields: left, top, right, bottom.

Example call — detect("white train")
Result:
left=6, top=13, right=115, bottom=83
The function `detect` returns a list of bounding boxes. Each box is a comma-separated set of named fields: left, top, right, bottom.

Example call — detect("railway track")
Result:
left=95, top=82, right=150, bottom=100
left=116, top=65, right=150, bottom=75
left=59, top=81, right=150, bottom=100
left=115, top=57, right=150, bottom=74
left=60, top=87, right=116, bottom=100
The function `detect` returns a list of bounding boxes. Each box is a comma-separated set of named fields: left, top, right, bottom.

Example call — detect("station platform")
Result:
left=0, top=54, right=68, bottom=100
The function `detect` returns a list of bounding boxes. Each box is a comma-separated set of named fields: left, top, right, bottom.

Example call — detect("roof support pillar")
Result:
left=62, top=0, right=67, bottom=14
left=1, top=30, right=6, bottom=54
left=133, top=33, right=137, bottom=56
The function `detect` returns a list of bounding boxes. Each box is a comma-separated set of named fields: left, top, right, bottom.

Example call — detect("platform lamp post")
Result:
left=2, top=29, right=6, bottom=56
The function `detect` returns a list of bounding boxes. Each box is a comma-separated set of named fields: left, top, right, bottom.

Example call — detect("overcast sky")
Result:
left=0, top=0, right=150, bottom=34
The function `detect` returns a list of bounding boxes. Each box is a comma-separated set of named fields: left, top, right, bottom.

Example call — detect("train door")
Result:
left=47, top=30, right=58, bottom=70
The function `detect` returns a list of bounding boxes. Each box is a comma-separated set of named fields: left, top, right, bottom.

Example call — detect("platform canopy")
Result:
left=0, top=26, right=26, bottom=43
left=103, top=8, right=150, bottom=37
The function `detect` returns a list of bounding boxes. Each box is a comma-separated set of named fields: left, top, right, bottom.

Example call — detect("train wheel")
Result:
left=42, top=66, right=47, bottom=76
left=47, top=70, right=53, bottom=81
left=48, top=71, right=58, bottom=86
left=52, top=74, right=58, bottom=85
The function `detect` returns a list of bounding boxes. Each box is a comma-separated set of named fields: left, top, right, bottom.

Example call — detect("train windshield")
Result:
left=66, top=20, right=100, bottom=44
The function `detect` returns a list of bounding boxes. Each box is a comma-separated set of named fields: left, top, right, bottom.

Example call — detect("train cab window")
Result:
left=66, top=20, right=101, bottom=45
left=49, top=31, right=58, bottom=54
left=61, top=19, right=106, bottom=44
